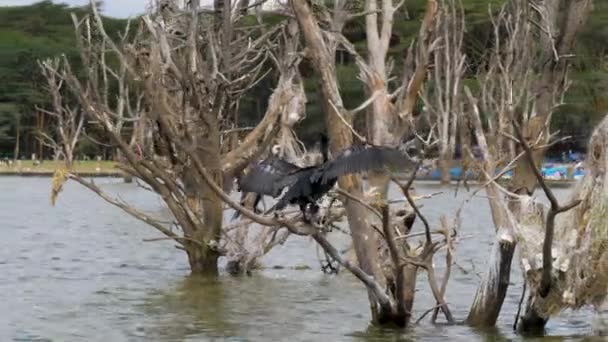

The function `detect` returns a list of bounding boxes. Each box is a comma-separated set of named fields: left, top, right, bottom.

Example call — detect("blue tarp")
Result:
left=424, top=164, right=586, bottom=180
left=428, top=167, right=476, bottom=179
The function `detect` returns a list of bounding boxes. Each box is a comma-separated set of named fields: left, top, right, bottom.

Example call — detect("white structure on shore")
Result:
left=196, top=0, right=287, bottom=11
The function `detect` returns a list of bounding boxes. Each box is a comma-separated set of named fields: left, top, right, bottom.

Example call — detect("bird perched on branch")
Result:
left=232, top=144, right=301, bottom=219
left=236, top=133, right=420, bottom=221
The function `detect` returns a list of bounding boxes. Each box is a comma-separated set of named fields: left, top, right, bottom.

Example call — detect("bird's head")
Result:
left=318, top=133, right=329, bottom=161
left=399, top=138, right=422, bottom=162
left=271, top=144, right=282, bottom=156
left=318, top=133, right=329, bottom=145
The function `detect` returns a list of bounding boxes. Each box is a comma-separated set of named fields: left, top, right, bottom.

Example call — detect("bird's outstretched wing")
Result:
left=238, top=157, right=302, bottom=197
left=312, top=144, right=418, bottom=184
left=265, top=167, right=319, bottom=213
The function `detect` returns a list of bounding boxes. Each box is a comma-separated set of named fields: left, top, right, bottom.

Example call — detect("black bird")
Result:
left=266, top=136, right=420, bottom=219
left=233, top=144, right=302, bottom=219
left=235, top=133, right=420, bottom=221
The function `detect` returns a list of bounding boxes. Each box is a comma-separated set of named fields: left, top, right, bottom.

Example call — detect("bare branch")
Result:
left=69, top=174, right=179, bottom=241
left=512, top=121, right=581, bottom=297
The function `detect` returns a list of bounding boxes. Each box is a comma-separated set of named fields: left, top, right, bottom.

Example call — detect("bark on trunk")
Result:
left=438, top=151, right=451, bottom=184
left=466, top=0, right=591, bottom=327
left=518, top=298, right=549, bottom=334
left=323, top=97, right=388, bottom=321
left=191, top=127, right=224, bottom=275
left=14, top=117, right=20, bottom=160
left=187, top=244, right=220, bottom=275
left=38, top=112, right=45, bottom=160
left=515, top=0, right=592, bottom=329
left=466, top=227, right=516, bottom=325
left=292, top=0, right=388, bottom=322
left=401, top=264, right=419, bottom=324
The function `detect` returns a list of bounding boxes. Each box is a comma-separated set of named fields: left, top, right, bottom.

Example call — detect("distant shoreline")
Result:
left=0, top=170, right=578, bottom=188
left=0, top=171, right=123, bottom=177
left=0, top=160, right=123, bottom=178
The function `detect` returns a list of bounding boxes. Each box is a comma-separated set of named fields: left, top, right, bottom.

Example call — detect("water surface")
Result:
left=0, top=177, right=600, bottom=341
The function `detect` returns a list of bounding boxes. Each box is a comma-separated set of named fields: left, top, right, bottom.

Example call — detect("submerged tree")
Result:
left=41, top=0, right=608, bottom=335
left=288, top=0, right=461, bottom=326
left=461, top=0, right=598, bottom=331
left=42, top=0, right=306, bottom=274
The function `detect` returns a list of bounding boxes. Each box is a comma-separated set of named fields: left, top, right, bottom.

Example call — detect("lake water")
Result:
left=0, top=177, right=602, bottom=341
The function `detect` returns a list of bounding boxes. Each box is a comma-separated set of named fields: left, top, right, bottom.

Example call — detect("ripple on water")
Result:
left=0, top=178, right=599, bottom=341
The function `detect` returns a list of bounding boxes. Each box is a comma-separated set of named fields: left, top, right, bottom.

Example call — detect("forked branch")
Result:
left=512, top=121, right=581, bottom=297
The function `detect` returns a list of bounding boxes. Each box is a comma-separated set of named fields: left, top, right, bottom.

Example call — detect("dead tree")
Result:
left=506, top=110, right=608, bottom=333
left=421, top=0, right=465, bottom=184
left=37, top=58, right=84, bottom=169
left=194, top=134, right=459, bottom=327
left=290, top=0, right=389, bottom=323
left=464, top=0, right=593, bottom=327
left=358, top=0, right=438, bottom=197
left=41, top=0, right=301, bottom=274
left=287, top=0, right=455, bottom=326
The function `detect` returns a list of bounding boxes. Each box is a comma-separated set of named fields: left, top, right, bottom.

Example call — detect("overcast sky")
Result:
left=0, top=0, right=218, bottom=18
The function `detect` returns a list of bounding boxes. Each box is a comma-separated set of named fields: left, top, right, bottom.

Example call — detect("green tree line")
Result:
left=0, top=0, right=606, bottom=159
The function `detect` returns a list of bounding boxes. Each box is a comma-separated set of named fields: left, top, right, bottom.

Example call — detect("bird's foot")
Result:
left=320, top=255, right=340, bottom=275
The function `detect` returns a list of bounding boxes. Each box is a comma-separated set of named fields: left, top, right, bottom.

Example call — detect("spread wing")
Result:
left=266, top=167, right=319, bottom=212
left=313, top=144, right=418, bottom=184
left=238, top=157, right=302, bottom=197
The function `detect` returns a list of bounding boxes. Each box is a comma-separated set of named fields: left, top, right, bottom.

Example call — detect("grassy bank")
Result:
left=0, top=160, right=122, bottom=176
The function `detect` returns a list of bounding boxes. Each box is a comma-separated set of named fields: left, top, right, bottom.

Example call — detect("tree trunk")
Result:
left=517, top=298, right=549, bottom=334
left=516, top=0, right=592, bottom=328
left=291, top=0, right=389, bottom=322
left=467, top=0, right=591, bottom=327
left=14, top=117, right=20, bottom=161
left=186, top=243, right=220, bottom=275
left=438, top=149, right=451, bottom=184
left=400, top=264, right=419, bottom=324
left=365, top=89, right=399, bottom=199
left=593, top=300, right=608, bottom=336
left=466, top=227, right=516, bottom=325
left=322, top=98, right=388, bottom=322
left=195, top=110, right=224, bottom=274
left=38, top=111, right=44, bottom=160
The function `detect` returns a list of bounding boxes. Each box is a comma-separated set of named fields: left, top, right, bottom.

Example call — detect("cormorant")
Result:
left=236, top=133, right=420, bottom=221
left=233, top=144, right=302, bottom=219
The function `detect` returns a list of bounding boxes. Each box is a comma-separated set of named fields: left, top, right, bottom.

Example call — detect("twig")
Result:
left=416, top=303, right=449, bottom=324
left=394, top=229, right=447, bottom=241
left=391, top=164, right=432, bottom=244
left=426, top=260, right=455, bottom=323
left=335, top=188, right=382, bottom=219
left=381, top=204, right=407, bottom=317
left=348, top=90, right=382, bottom=115
left=312, top=232, right=395, bottom=313
left=69, top=173, right=180, bottom=242
left=142, top=236, right=204, bottom=247
left=327, top=100, right=367, bottom=143
left=513, top=281, right=527, bottom=331
left=221, top=126, right=255, bottom=134
left=432, top=217, right=455, bottom=323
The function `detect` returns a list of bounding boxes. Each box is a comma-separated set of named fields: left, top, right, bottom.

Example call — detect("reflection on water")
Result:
left=0, top=177, right=600, bottom=341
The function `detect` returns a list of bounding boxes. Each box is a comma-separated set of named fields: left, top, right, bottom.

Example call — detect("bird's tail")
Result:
left=232, top=193, right=262, bottom=220
left=265, top=198, right=288, bottom=215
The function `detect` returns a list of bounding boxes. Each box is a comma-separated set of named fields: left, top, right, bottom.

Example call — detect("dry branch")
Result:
left=512, top=122, right=581, bottom=297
